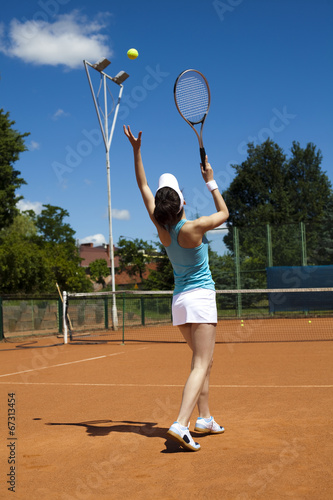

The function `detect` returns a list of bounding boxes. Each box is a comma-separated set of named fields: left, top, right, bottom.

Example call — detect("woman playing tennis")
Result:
left=124, top=125, right=229, bottom=452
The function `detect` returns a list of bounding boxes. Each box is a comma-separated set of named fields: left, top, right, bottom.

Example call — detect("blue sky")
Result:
left=1, top=0, right=332, bottom=255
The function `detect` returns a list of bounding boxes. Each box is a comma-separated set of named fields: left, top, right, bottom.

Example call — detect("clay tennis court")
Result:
left=0, top=327, right=332, bottom=499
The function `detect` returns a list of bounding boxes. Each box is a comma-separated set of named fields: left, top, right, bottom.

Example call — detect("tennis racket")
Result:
left=174, top=69, right=211, bottom=170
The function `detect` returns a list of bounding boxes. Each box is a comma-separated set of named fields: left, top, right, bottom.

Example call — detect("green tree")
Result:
left=209, top=248, right=235, bottom=289
left=223, top=140, right=333, bottom=279
left=115, top=238, right=156, bottom=281
left=33, top=204, right=91, bottom=292
left=0, top=208, right=92, bottom=294
left=0, top=109, right=29, bottom=231
left=0, top=108, right=92, bottom=294
left=0, top=213, right=52, bottom=294
left=5, top=212, right=37, bottom=239
left=36, top=204, right=76, bottom=244
left=286, top=142, right=331, bottom=221
left=286, top=142, right=333, bottom=265
left=143, top=244, right=174, bottom=290
left=306, top=198, right=333, bottom=265
left=90, top=259, right=109, bottom=288
left=41, top=242, right=92, bottom=293
left=224, top=140, right=288, bottom=229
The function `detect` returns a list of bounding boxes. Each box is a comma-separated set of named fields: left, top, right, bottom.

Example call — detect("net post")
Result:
left=58, top=296, right=63, bottom=334
left=141, top=297, right=145, bottom=326
left=121, top=292, right=125, bottom=345
left=63, top=291, right=68, bottom=344
left=104, top=297, right=109, bottom=329
left=0, top=297, right=4, bottom=341
left=266, top=223, right=273, bottom=267
left=300, top=222, right=307, bottom=266
left=233, top=226, right=242, bottom=317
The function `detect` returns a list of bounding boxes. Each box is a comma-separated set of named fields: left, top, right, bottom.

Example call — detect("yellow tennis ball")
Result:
left=308, top=320, right=311, bottom=323
left=127, top=48, right=138, bottom=60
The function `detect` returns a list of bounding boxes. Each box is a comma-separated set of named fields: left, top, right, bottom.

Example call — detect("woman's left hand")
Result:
left=200, top=155, right=214, bottom=182
left=123, top=125, right=142, bottom=151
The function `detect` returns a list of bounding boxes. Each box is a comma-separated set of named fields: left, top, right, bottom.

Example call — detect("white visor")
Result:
left=156, top=173, right=184, bottom=213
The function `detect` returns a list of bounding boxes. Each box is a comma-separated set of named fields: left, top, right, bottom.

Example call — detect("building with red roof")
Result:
left=79, top=243, right=157, bottom=289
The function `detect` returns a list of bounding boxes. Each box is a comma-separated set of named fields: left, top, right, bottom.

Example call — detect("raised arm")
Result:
left=191, top=158, right=229, bottom=236
left=123, top=125, right=155, bottom=219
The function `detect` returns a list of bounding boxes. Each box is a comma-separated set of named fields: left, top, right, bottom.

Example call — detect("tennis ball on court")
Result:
left=127, top=48, right=139, bottom=60
left=308, top=320, right=312, bottom=323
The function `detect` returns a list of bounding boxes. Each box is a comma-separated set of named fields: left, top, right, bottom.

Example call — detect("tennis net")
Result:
left=63, top=288, right=333, bottom=344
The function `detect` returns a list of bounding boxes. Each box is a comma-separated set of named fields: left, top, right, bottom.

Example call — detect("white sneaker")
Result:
left=167, top=422, right=201, bottom=451
left=194, top=416, right=224, bottom=434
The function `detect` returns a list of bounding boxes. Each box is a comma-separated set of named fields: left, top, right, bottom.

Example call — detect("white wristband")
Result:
left=206, top=180, right=218, bottom=192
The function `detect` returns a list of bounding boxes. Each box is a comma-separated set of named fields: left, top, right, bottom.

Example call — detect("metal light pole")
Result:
left=84, top=58, right=129, bottom=329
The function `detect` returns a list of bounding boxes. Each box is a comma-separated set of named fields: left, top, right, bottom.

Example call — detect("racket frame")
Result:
left=174, top=69, right=211, bottom=169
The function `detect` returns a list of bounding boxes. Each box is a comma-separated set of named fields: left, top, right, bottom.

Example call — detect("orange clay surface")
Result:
left=0, top=335, right=332, bottom=499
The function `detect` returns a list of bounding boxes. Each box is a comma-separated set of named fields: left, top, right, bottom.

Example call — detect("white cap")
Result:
left=156, top=173, right=184, bottom=213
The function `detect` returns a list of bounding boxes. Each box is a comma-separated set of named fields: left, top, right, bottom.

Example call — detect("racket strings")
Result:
left=175, top=75, right=209, bottom=123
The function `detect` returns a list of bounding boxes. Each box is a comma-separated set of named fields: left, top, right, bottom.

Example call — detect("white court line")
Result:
left=0, top=352, right=126, bottom=379
left=0, top=382, right=332, bottom=388
left=0, top=346, right=150, bottom=379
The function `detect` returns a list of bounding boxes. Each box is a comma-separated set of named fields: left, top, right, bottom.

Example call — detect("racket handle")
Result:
left=200, top=147, right=207, bottom=170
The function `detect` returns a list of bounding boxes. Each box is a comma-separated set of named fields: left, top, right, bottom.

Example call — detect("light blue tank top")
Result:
left=165, top=219, right=215, bottom=295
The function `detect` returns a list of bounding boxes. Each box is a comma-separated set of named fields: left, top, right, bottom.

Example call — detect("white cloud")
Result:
left=112, top=209, right=130, bottom=220
left=103, top=208, right=130, bottom=220
left=79, top=234, right=107, bottom=246
left=17, top=199, right=43, bottom=214
left=52, top=109, right=70, bottom=120
left=29, top=140, right=40, bottom=151
left=0, top=11, right=113, bottom=69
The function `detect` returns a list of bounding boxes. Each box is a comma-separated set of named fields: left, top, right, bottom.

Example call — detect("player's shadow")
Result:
left=43, top=419, right=186, bottom=453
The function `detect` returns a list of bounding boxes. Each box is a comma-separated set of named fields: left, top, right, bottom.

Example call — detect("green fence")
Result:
left=0, top=296, right=62, bottom=341
left=1, top=220, right=331, bottom=340
left=65, top=293, right=173, bottom=333
left=1, top=288, right=332, bottom=343
left=0, top=293, right=173, bottom=341
left=211, top=221, right=333, bottom=289
left=64, top=289, right=333, bottom=343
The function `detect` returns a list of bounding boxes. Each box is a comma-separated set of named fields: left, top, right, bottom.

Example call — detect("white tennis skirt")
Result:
left=172, top=288, right=217, bottom=326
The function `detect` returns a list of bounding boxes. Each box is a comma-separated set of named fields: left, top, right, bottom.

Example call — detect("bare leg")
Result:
left=179, top=324, right=216, bottom=418
left=176, top=323, right=216, bottom=427
left=197, top=357, right=213, bottom=418
left=179, top=324, right=215, bottom=419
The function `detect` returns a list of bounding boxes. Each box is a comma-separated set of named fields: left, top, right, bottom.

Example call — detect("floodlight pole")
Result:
left=84, top=59, right=129, bottom=330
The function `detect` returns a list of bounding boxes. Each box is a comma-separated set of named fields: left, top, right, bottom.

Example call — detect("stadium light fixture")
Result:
left=113, top=71, right=130, bottom=85
left=83, top=59, right=130, bottom=330
left=92, top=57, right=111, bottom=72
